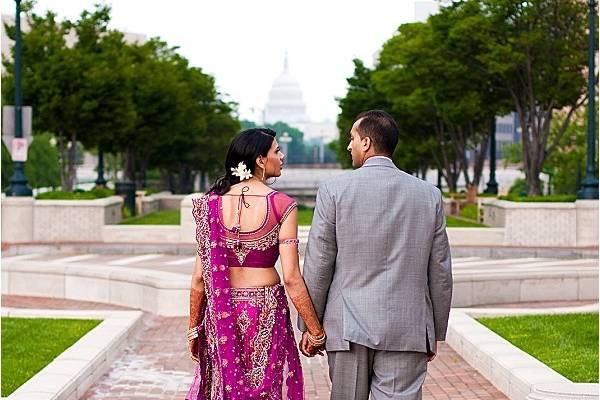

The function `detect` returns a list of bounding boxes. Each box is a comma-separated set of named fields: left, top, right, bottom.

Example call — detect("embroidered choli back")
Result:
left=216, top=190, right=297, bottom=267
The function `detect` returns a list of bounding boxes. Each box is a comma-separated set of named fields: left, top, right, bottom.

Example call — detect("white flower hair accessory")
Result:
left=231, top=161, right=253, bottom=181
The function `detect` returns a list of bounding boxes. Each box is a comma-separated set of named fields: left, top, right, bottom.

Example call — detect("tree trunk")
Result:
left=66, top=132, right=77, bottom=191
left=123, top=149, right=136, bottom=182
left=472, top=130, right=491, bottom=188
left=57, top=133, right=68, bottom=191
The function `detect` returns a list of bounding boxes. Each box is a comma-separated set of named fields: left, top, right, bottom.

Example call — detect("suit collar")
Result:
left=362, top=156, right=396, bottom=168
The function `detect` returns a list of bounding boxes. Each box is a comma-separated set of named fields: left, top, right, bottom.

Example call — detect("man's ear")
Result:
left=362, top=136, right=372, bottom=152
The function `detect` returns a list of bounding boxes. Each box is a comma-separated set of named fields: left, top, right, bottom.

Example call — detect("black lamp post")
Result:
left=95, top=149, right=107, bottom=188
left=484, top=117, right=498, bottom=195
left=577, top=0, right=599, bottom=199
left=7, top=0, right=32, bottom=196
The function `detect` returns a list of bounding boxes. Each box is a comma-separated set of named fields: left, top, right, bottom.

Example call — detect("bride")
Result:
left=186, top=128, right=325, bottom=399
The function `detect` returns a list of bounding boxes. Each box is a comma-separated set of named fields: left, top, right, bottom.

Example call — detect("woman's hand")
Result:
left=188, top=337, right=199, bottom=362
left=299, top=331, right=325, bottom=357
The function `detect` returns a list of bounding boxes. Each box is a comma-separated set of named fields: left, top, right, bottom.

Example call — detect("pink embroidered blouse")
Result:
left=204, top=190, right=297, bottom=268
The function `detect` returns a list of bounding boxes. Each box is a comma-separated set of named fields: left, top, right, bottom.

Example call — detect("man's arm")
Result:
left=428, top=190, right=453, bottom=341
left=298, top=183, right=337, bottom=331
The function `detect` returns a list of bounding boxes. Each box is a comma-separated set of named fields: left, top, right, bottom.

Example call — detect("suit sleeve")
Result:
left=297, top=183, right=337, bottom=331
left=428, top=190, right=453, bottom=341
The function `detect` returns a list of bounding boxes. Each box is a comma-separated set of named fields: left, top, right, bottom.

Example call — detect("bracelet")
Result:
left=307, top=330, right=326, bottom=347
left=279, top=238, right=299, bottom=245
left=187, top=326, right=198, bottom=340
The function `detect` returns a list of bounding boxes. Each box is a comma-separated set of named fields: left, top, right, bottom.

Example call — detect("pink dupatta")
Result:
left=186, top=193, right=304, bottom=400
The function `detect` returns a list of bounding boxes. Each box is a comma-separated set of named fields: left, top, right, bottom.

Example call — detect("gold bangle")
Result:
left=307, top=330, right=326, bottom=347
left=187, top=327, right=198, bottom=340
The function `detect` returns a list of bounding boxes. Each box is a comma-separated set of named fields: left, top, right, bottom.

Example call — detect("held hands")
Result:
left=299, top=331, right=326, bottom=357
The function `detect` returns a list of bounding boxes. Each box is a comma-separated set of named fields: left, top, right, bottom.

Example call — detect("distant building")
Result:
left=495, top=112, right=521, bottom=158
left=262, top=54, right=338, bottom=143
left=414, top=1, right=439, bottom=22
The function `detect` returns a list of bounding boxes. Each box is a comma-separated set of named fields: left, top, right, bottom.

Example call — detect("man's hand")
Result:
left=188, top=337, right=199, bottom=362
left=427, top=351, right=436, bottom=362
left=299, top=331, right=325, bottom=357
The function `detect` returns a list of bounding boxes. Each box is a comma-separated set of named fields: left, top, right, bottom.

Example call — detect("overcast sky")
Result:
left=1, top=0, right=437, bottom=122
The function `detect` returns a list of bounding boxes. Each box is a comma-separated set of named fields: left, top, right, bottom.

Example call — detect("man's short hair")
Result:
left=355, top=110, right=399, bottom=156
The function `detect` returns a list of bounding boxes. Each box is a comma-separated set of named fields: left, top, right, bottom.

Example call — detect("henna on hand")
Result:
left=188, top=287, right=205, bottom=330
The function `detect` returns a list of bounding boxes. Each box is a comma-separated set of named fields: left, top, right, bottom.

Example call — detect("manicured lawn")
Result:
left=297, top=205, right=314, bottom=226
left=119, top=209, right=181, bottom=225
left=498, top=194, right=576, bottom=202
left=297, top=206, right=486, bottom=227
left=35, top=188, right=114, bottom=200
left=446, top=215, right=486, bottom=227
left=459, top=204, right=478, bottom=220
left=1, top=317, right=102, bottom=396
left=478, top=313, right=599, bottom=383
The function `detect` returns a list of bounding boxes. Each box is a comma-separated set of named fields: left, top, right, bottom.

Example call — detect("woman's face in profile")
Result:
left=262, top=138, right=285, bottom=178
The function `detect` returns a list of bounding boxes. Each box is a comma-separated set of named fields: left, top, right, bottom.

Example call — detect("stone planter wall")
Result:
left=482, top=199, right=598, bottom=247
left=1, top=195, right=123, bottom=243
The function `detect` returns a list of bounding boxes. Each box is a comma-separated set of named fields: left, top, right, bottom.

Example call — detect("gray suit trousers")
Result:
left=327, top=343, right=428, bottom=400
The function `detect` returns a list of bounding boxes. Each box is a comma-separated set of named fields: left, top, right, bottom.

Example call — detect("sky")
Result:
left=1, top=0, right=438, bottom=123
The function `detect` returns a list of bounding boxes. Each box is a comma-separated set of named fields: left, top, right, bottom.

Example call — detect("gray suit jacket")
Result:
left=298, top=156, right=452, bottom=353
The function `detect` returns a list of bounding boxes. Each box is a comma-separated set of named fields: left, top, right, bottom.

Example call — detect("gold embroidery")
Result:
left=237, top=309, right=251, bottom=336
left=248, top=286, right=278, bottom=388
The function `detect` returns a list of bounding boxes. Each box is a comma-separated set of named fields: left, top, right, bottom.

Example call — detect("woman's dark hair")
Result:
left=209, top=128, right=277, bottom=195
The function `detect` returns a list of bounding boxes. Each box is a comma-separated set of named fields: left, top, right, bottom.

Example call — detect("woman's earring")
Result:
left=261, top=168, right=265, bottom=182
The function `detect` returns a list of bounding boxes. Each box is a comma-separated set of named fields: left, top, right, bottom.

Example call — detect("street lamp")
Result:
left=577, top=0, right=599, bottom=199
left=6, top=0, right=32, bottom=196
left=484, top=117, right=498, bottom=195
left=95, top=149, right=107, bottom=188
left=279, top=131, right=292, bottom=161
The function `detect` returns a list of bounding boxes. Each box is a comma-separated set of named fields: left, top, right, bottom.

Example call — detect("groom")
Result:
left=298, top=110, right=453, bottom=400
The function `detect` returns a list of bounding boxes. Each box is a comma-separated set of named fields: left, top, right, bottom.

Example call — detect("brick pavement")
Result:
left=2, top=295, right=508, bottom=399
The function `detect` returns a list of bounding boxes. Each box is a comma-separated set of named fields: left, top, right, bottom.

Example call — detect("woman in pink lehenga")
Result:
left=186, top=128, right=326, bottom=400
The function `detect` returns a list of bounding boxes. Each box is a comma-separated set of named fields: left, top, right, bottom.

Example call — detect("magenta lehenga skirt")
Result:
left=186, top=284, right=304, bottom=400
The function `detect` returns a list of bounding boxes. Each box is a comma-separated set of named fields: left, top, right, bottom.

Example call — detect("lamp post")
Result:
left=279, top=131, right=292, bottom=162
left=577, top=0, right=599, bottom=199
left=484, top=117, right=498, bottom=195
left=95, top=149, right=107, bottom=188
left=7, top=0, right=32, bottom=196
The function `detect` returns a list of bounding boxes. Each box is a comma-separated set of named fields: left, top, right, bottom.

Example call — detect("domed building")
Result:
left=263, top=55, right=309, bottom=125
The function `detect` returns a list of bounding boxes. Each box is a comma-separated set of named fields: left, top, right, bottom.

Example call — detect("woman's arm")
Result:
left=188, top=255, right=206, bottom=361
left=279, top=208, right=324, bottom=341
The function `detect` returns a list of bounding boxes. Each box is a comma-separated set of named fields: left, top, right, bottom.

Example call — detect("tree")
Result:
left=336, top=59, right=393, bottom=169
left=454, top=0, right=590, bottom=195
left=2, top=5, right=136, bottom=191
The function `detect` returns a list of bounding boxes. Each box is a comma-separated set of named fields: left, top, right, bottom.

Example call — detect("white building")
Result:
left=263, top=55, right=338, bottom=142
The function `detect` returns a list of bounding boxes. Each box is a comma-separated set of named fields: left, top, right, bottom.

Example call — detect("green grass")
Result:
left=478, top=313, right=599, bottom=383
left=119, top=209, right=181, bottom=225
left=446, top=215, right=486, bottom=227
left=1, top=317, right=102, bottom=396
left=498, top=194, right=577, bottom=202
left=35, top=188, right=114, bottom=200
left=297, top=205, right=314, bottom=226
left=297, top=206, right=485, bottom=228
left=459, top=204, right=478, bottom=220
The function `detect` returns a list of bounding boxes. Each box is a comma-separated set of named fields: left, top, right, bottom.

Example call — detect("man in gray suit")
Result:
left=298, top=110, right=453, bottom=400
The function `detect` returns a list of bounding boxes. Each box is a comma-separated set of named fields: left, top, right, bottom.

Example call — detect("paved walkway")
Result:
left=4, top=295, right=508, bottom=399
left=4, top=253, right=598, bottom=399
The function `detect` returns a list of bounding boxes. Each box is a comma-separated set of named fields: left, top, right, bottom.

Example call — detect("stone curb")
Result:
left=446, top=308, right=599, bottom=400
left=3, top=260, right=189, bottom=316
left=2, top=308, right=143, bottom=400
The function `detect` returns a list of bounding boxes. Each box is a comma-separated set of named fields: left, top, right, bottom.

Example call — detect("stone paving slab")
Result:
left=2, top=296, right=507, bottom=399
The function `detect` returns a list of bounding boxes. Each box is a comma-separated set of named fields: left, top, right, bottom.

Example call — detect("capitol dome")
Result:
left=263, top=55, right=309, bottom=125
